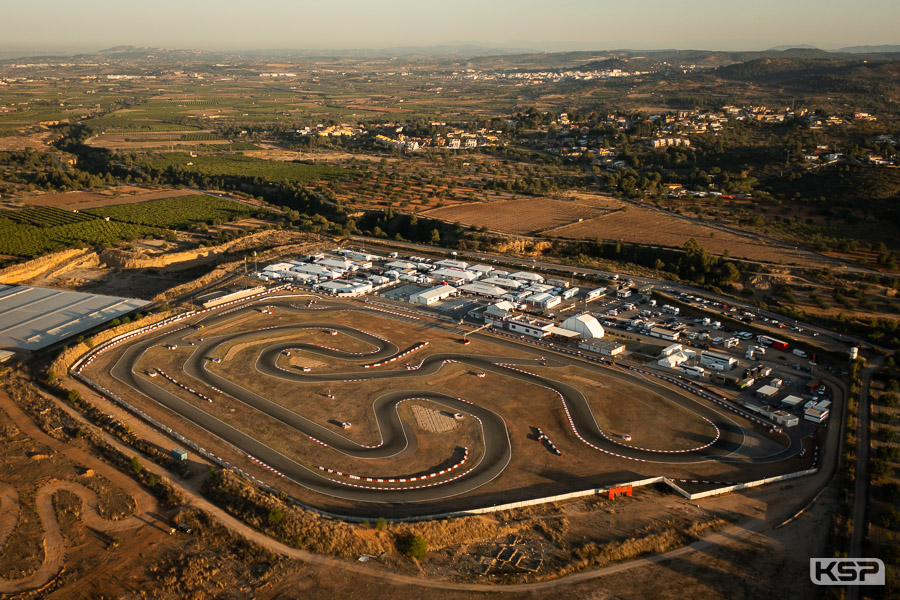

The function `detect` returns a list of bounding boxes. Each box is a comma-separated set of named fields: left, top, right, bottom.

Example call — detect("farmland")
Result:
left=0, top=212, right=167, bottom=257
left=542, top=203, right=836, bottom=267
left=87, top=195, right=258, bottom=230
left=421, top=195, right=618, bottom=235
left=135, top=153, right=348, bottom=185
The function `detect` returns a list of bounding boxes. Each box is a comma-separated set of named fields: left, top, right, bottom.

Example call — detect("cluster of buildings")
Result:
left=254, top=249, right=625, bottom=359
left=451, top=68, right=648, bottom=84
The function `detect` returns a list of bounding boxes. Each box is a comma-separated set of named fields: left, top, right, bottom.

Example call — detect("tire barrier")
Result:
left=154, top=369, right=215, bottom=403
left=536, top=428, right=561, bottom=456
left=72, top=284, right=293, bottom=374
left=363, top=342, right=429, bottom=368
left=627, top=367, right=779, bottom=431
left=317, top=448, right=469, bottom=484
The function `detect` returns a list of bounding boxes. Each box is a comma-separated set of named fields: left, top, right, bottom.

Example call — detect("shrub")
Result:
left=130, top=456, right=143, bottom=475
left=402, top=534, right=428, bottom=559
left=268, top=506, right=285, bottom=525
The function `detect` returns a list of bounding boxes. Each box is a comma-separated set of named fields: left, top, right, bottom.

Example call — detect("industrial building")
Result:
left=657, top=346, right=696, bottom=369
left=700, top=351, right=738, bottom=371
left=781, top=395, right=804, bottom=408
left=484, top=301, right=516, bottom=322
left=578, top=339, right=625, bottom=356
left=508, top=271, right=545, bottom=283
left=559, top=313, right=605, bottom=339
left=524, top=292, right=561, bottom=310
left=0, top=285, right=149, bottom=352
left=507, top=315, right=555, bottom=338
left=458, top=282, right=508, bottom=298
left=409, top=285, right=457, bottom=306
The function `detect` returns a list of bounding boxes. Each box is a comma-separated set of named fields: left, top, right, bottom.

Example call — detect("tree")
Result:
left=67, top=389, right=81, bottom=403
left=268, top=506, right=285, bottom=525
left=130, top=456, right=143, bottom=475
left=403, top=534, right=428, bottom=559
left=429, top=228, right=441, bottom=245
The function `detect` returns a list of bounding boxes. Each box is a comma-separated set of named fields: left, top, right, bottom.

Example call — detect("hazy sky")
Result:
left=3, top=0, right=899, bottom=54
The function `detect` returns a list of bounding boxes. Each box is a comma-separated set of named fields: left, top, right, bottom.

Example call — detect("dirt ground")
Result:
left=421, top=196, right=616, bottom=235
left=1, top=380, right=833, bottom=598
left=546, top=203, right=833, bottom=267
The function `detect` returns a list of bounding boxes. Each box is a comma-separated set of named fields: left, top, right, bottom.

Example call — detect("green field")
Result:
left=137, top=153, right=348, bottom=184
left=4, top=206, right=97, bottom=227
left=0, top=212, right=167, bottom=257
left=87, top=195, right=257, bottom=229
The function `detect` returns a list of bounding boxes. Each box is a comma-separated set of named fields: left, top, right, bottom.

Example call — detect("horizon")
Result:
left=3, top=0, right=899, bottom=57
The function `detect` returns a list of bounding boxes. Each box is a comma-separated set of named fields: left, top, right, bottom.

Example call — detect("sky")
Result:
left=2, top=0, right=899, bottom=55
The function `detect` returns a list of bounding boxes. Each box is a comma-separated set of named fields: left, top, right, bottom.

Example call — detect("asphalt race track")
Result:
left=98, top=296, right=803, bottom=505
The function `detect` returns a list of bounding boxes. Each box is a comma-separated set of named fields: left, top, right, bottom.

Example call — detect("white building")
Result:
left=660, top=343, right=683, bottom=357
left=485, top=301, right=516, bottom=322
left=430, top=268, right=478, bottom=284
left=458, top=282, right=508, bottom=298
left=700, top=351, right=737, bottom=371
left=507, top=315, right=555, bottom=338
left=409, top=285, right=457, bottom=306
left=559, top=313, right=605, bottom=339
left=434, top=259, right=469, bottom=271
left=385, top=260, right=417, bottom=272
left=508, top=271, right=545, bottom=284
left=657, top=347, right=696, bottom=369
left=316, top=257, right=358, bottom=271
left=480, top=276, right=524, bottom=290
left=288, top=264, right=341, bottom=280
left=467, top=264, right=494, bottom=276
left=578, top=339, right=625, bottom=356
left=525, top=292, right=561, bottom=310
left=585, top=287, right=607, bottom=301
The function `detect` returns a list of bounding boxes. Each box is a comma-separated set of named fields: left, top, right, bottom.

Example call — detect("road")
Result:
left=847, top=357, right=882, bottom=600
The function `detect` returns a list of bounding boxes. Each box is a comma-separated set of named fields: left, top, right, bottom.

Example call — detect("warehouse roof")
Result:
left=0, top=284, right=149, bottom=352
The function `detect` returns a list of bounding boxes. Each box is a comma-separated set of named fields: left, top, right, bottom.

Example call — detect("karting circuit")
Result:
left=76, top=292, right=810, bottom=515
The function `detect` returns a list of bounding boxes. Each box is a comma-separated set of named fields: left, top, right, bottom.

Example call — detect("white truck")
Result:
left=792, top=348, right=808, bottom=358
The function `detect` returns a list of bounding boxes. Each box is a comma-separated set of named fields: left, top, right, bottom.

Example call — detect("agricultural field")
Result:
left=421, top=196, right=618, bottom=235
left=135, top=153, right=348, bottom=185
left=0, top=210, right=167, bottom=257
left=15, top=188, right=191, bottom=210
left=545, top=202, right=834, bottom=267
left=87, top=195, right=258, bottom=230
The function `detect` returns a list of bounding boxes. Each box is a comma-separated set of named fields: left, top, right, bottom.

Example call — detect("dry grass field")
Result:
left=16, top=187, right=189, bottom=210
left=545, top=203, right=833, bottom=266
left=422, top=196, right=617, bottom=235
